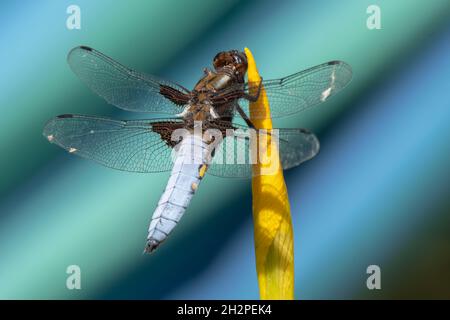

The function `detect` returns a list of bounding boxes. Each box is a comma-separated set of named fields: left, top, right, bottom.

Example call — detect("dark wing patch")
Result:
left=151, top=121, right=186, bottom=147
left=159, top=85, right=191, bottom=106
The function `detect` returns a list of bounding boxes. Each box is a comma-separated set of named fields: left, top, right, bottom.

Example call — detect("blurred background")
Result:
left=0, top=0, right=449, bottom=299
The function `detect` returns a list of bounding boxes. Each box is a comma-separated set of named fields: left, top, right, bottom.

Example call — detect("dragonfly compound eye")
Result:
left=213, top=50, right=248, bottom=76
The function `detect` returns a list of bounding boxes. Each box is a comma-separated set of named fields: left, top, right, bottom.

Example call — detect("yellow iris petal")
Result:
left=245, top=48, right=295, bottom=300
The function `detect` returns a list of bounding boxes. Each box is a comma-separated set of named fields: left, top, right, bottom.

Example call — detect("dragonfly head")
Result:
left=213, top=50, right=248, bottom=80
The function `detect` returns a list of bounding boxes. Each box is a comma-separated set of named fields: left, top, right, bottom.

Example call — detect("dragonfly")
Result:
left=43, top=46, right=352, bottom=253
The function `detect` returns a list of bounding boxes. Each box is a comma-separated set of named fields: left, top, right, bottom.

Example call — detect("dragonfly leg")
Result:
left=242, top=77, right=263, bottom=102
left=236, top=105, right=256, bottom=129
left=203, top=67, right=213, bottom=76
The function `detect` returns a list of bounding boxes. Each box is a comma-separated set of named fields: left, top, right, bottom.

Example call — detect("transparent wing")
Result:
left=43, top=114, right=185, bottom=173
left=67, top=46, right=190, bottom=114
left=207, top=125, right=320, bottom=178
left=238, top=60, right=352, bottom=119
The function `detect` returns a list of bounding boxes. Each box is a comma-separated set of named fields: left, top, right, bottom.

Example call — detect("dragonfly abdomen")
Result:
left=145, top=134, right=209, bottom=253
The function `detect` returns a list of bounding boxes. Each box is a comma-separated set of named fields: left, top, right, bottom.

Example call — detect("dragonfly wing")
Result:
left=67, top=46, right=190, bottom=114
left=207, top=126, right=320, bottom=178
left=43, top=114, right=185, bottom=173
left=207, top=129, right=254, bottom=178
left=276, top=128, right=320, bottom=170
left=238, top=60, right=352, bottom=119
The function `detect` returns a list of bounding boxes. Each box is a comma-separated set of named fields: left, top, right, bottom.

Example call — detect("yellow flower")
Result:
left=245, top=48, right=295, bottom=300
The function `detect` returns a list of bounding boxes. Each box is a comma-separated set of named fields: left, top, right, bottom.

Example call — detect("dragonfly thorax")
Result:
left=193, top=70, right=237, bottom=93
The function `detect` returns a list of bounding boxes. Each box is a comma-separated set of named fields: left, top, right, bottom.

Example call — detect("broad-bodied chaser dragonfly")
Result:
left=43, top=46, right=352, bottom=253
